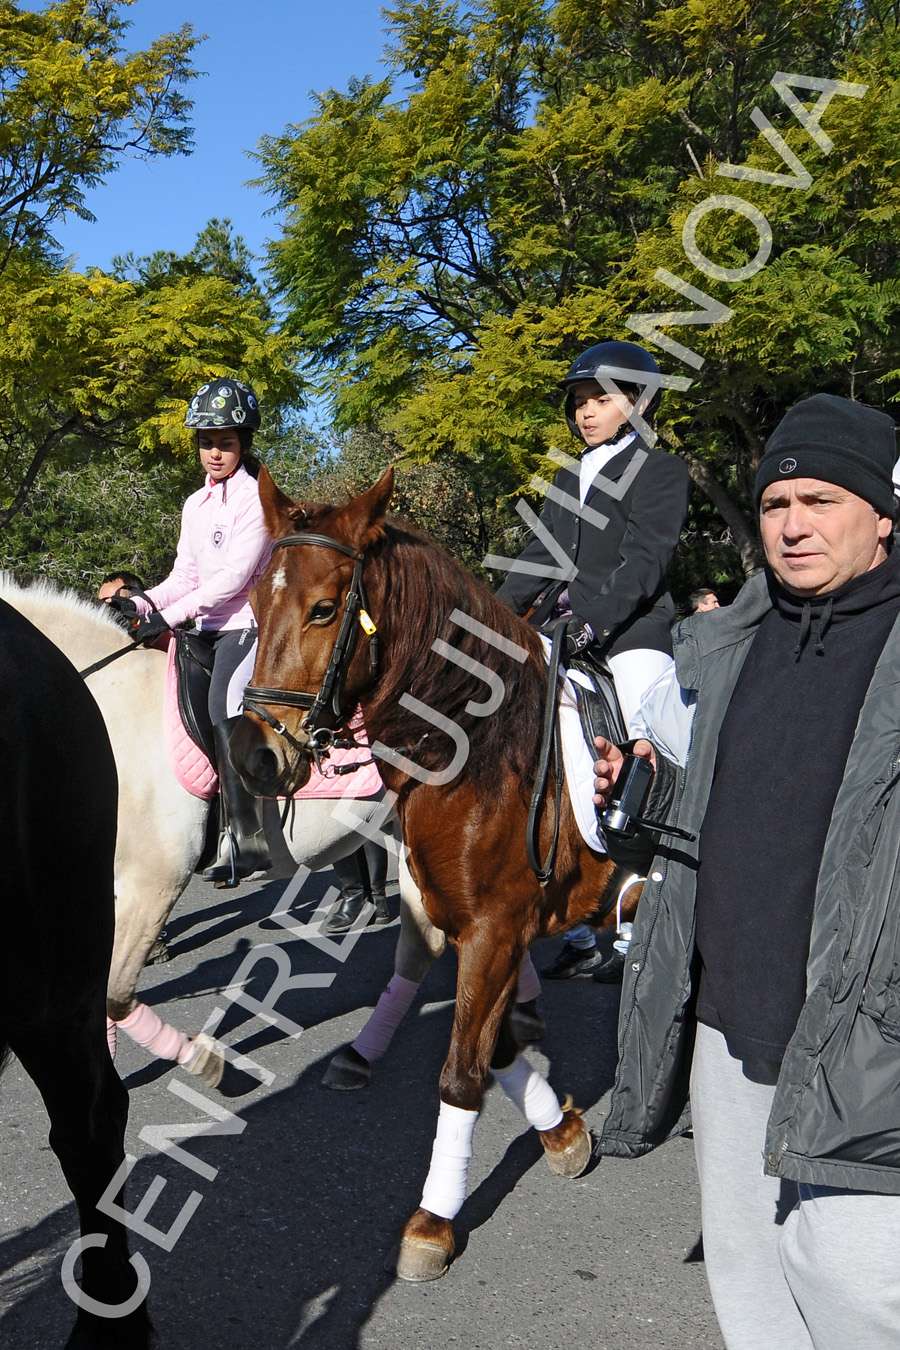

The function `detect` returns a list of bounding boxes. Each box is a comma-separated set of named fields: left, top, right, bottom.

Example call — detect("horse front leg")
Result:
left=107, top=871, right=225, bottom=1089
left=395, top=932, right=520, bottom=1283
left=12, top=1022, right=152, bottom=1348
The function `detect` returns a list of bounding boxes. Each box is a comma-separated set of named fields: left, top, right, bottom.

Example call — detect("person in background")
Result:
left=98, top=570, right=145, bottom=602
left=324, top=839, right=392, bottom=935
left=690, top=587, right=720, bottom=613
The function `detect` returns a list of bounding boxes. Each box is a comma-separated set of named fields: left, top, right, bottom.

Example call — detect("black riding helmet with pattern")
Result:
left=185, top=377, right=261, bottom=432
left=560, top=340, right=661, bottom=441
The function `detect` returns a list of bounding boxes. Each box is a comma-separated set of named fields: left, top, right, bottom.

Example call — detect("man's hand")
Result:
left=593, top=736, right=656, bottom=808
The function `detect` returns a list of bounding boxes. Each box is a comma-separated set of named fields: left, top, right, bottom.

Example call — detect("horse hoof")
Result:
left=372, top=891, right=392, bottom=924
left=322, top=1046, right=371, bottom=1090
left=183, top=1033, right=225, bottom=1089
left=394, top=1209, right=454, bottom=1282
left=539, top=1102, right=592, bottom=1178
left=510, top=998, right=545, bottom=1045
left=144, top=935, right=170, bottom=966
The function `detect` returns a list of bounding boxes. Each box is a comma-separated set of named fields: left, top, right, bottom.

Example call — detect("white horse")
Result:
left=0, top=577, right=468, bottom=1086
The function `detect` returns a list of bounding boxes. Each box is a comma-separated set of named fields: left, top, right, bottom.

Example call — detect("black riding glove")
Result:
left=106, top=594, right=139, bottom=620
left=541, top=615, right=595, bottom=659
left=130, top=611, right=170, bottom=646
left=563, top=617, right=595, bottom=657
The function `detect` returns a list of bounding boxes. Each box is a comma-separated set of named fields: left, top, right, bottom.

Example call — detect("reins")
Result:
left=79, top=640, right=142, bottom=680
left=526, top=617, right=567, bottom=886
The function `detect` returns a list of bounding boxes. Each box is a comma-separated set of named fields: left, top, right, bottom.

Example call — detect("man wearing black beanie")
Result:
left=595, top=393, right=900, bottom=1350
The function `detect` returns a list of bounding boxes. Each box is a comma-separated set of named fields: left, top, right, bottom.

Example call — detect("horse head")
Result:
left=229, top=464, right=394, bottom=797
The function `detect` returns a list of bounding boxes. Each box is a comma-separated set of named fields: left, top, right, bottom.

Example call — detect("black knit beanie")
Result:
left=755, top=394, right=897, bottom=516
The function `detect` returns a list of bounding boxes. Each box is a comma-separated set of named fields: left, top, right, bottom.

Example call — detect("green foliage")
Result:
left=0, top=241, right=302, bottom=531
left=111, top=218, right=260, bottom=296
left=0, top=438, right=197, bottom=591
left=0, top=0, right=198, bottom=265
left=257, top=0, right=900, bottom=583
left=269, top=425, right=522, bottom=580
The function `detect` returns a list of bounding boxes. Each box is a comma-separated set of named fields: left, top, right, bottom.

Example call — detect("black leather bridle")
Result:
left=242, top=532, right=379, bottom=758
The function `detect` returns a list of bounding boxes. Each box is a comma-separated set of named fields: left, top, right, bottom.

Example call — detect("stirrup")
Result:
left=202, top=832, right=270, bottom=887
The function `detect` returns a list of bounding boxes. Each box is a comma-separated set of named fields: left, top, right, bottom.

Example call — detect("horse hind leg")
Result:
left=323, top=851, right=445, bottom=1090
left=490, top=1013, right=591, bottom=1179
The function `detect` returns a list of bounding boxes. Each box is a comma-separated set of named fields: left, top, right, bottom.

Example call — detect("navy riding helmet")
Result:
left=560, top=341, right=661, bottom=440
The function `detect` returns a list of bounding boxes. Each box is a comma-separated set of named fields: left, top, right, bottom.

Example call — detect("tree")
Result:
left=0, top=438, right=197, bottom=591
left=111, top=217, right=260, bottom=296
left=0, top=0, right=198, bottom=270
left=256, top=0, right=900, bottom=583
left=267, top=424, right=522, bottom=579
left=0, top=245, right=302, bottom=530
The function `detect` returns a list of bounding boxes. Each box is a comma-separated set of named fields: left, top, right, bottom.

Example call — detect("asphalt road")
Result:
left=0, top=865, right=724, bottom=1349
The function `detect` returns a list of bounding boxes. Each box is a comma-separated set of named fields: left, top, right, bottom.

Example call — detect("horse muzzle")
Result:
left=229, top=713, right=314, bottom=797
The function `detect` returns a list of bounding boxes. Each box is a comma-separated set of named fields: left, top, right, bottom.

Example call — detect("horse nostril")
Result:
left=250, top=746, right=280, bottom=786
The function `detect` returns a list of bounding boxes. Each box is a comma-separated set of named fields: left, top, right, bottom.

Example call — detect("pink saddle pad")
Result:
left=164, top=640, right=382, bottom=801
left=165, top=638, right=218, bottom=800
left=288, top=709, right=383, bottom=799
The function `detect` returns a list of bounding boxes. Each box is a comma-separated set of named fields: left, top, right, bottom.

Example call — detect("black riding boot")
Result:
left=203, top=718, right=272, bottom=885
left=324, top=849, right=374, bottom=934
left=363, top=839, right=391, bottom=924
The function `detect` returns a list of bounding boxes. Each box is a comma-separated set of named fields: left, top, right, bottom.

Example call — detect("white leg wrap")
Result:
left=515, top=951, right=541, bottom=1004
left=352, top=974, right=419, bottom=1063
left=492, top=1053, right=563, bottom=1132
left=420, top=1101, right=478, bottom=1220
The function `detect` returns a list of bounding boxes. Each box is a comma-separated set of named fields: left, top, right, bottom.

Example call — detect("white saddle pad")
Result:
left=539, top=637, right=606, bottom=855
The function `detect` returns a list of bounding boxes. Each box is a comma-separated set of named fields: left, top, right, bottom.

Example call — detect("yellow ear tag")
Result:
left=359, top=609, right=377, bottom=636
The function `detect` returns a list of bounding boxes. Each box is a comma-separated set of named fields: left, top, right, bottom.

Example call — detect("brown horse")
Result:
left=229, top=466, right=639, bottom=1282
left=0, top=597, right=150, bottom=1347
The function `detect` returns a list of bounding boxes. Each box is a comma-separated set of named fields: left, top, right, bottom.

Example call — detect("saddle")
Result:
left=566, top=650, right=626, bottom=748
left=174, top=631, right=217, bottom=766
left=567, top=652, right=657, bottom=873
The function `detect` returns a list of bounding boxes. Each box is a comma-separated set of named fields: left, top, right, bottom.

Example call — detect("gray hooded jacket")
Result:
left=600, top=568, right=900, bottom=1193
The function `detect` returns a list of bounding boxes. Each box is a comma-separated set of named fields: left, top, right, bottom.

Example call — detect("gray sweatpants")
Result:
left=691, top=1022, right=900, bottom=1350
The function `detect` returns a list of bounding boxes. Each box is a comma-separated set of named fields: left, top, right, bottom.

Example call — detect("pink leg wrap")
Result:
left=516, top=952, right=541, bottom=1004
left=352, top=974, right=419, bottom=1063
left=118, top=1002, right=194, bottom=1065
left=107, top=1016, right=117, bottom=1060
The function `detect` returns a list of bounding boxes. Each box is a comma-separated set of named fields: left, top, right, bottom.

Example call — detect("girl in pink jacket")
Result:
left=128, top=377, right=273, bottom=883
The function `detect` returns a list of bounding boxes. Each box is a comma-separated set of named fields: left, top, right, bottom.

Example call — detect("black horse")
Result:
left=0, top=598, right=150, bottom=1347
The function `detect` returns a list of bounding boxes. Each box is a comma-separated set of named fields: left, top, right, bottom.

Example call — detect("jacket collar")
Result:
left=674, top=551, right=900, bottom=686
left=200, top=461, right=250, bottom=503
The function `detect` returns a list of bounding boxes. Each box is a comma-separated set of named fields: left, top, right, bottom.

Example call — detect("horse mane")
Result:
left=0, top=573, right=128, bottom=643
left=294, top=504, right=548, bottom=790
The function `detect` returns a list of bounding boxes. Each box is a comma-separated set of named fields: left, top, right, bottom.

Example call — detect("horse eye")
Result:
left=309, top=600, right=337, bottom=623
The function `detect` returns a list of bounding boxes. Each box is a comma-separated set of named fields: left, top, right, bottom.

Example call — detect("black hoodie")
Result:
left=694, top=547, right=900, bottom=1062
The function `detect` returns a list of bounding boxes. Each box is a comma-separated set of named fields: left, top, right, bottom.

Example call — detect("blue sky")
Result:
left=55, top=1, right=394, bottom=274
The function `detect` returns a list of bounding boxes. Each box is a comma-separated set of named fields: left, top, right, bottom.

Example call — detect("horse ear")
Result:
left=336, top=467, right=395, bottom=550
left=257, top=464, right=299, bottom=536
